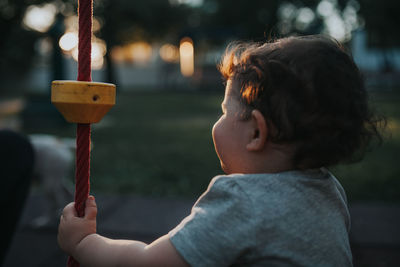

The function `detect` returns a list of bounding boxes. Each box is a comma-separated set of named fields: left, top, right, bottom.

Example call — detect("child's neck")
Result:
left=245, top=144, right=294, bottom=174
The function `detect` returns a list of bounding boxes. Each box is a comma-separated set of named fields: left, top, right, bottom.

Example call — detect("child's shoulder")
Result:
left=212, top=169, right=345, bottom=206
left=172, top=170, right=351, bottom=266
left=215, top=169, right=332, bottom=189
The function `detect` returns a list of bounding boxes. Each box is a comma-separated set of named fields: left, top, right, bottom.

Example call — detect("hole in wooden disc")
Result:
left=93, top=95, right=100, bottom=101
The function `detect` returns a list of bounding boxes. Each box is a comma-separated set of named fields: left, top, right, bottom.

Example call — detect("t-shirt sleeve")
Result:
left=169, top=176, right=255, bottom=267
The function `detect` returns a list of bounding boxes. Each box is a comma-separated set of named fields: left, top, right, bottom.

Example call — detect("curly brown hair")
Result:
left=218, top=35, right=384, bottom=169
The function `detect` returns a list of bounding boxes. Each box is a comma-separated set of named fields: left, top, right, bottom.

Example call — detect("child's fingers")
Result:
left=84, top=195, right=97, bottom=220
left=61, top=202, right=77, bottom=219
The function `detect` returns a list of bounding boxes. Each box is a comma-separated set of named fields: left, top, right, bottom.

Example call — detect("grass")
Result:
left=89, top=91, right=223, bottom=198
left=26, top=89, right=400, bottom=202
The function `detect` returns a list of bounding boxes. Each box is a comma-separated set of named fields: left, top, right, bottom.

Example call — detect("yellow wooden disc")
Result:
left=51, top=80, right=116, bottom=123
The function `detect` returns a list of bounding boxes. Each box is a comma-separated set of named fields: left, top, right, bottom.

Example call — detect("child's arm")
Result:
left=58, top=196, right=189, bottom=267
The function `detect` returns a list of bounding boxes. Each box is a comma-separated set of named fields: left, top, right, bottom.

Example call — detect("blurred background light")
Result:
left=179, top=37, right=194, bottom=77
left=110, top=46, right=125, bottom=63
left=159, top=44, right=179, bottom=63
left=59, top=32, right=78, bottom=52
left=278, top=2, right=297, bottom=20
left=128, top=42, right=153, bottom=64
left=325, top=13, right=346, bottom=41
left=22, top=3, right=57, bottom=33
left=317, top=0, right=335, bottom=17
left=295, top=7, right=315, bottom=31
left=64, top=15, right=78, bottom=31
left=169, top=0, right=204, bottom=7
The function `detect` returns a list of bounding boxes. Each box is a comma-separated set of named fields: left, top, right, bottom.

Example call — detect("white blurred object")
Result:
left=29, top=134, right=75, bottom=227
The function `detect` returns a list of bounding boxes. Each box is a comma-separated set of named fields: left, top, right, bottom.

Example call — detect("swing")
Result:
left=51, top=0, right=116, bottom=266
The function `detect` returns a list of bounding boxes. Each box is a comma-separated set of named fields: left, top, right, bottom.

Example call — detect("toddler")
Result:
left=58, top=35, right=382, bottom=266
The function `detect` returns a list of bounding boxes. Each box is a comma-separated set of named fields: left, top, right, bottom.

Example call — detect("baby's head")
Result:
left=216, top=35, right=383, bottom=170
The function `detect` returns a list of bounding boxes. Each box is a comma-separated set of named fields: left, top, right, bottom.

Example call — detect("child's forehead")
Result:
left=223, top=80, right=243, bottom=108
left=225, top=79, right=240, bottom=97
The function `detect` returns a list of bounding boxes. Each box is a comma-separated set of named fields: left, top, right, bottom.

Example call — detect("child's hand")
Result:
left=58, top=195, right=97, bottom=256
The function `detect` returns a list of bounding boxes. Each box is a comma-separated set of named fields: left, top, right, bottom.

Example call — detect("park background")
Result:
left=1, top=0, right=399, bottom=266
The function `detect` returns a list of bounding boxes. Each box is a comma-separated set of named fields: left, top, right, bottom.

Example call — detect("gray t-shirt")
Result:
left=169, top=168, right=352, bottom=267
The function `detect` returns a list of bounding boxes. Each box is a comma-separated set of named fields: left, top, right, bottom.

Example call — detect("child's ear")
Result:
left=246, top=109, right=267, bottom=151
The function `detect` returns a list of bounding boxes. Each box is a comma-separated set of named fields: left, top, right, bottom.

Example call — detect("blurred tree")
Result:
left=0, top=0, right=43, bottom=86
left=179, top=0, right=327, bottom=45
left=95, top=0, right=191, bottom=83
left=48, top=12, right=66, bottom=82
left=358, top=0, right=400, bottom=48
left=185, top=0, right=283, bottom=43
left=357, top=0, right=400, bottom=71
left=0, top=0, right=191, bottom=86
left=2, top=0, right=398, bottom=88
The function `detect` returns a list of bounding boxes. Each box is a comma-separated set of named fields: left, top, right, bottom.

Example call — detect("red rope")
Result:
left=68, top=0, right=92, bottom=266
left=74, top=123, right=91, bottom=217
left=77, top=0, right=92, bottom=82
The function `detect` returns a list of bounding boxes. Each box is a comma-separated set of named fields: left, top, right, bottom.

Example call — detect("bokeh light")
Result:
left=295, top=7, right=315, bottom=31
left=179, top=37, right=194, bottom=77
left=128, top=42, right=153, bottom=64
left=317, top=0, right=335, bottom=17
left=110, top=46, right=125, bottom=63
left=23, top=3, right=57, bottom=33
left=169, top=0, right=204, bottom=7
left=325, top=13, right=346, bottom=41
left=59, top=32, right=78, bottom=52
left=159, top=44, right=179, bottom=63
